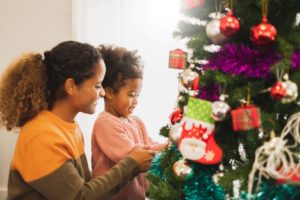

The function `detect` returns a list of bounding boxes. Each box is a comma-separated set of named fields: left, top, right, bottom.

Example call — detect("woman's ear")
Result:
left=64, top=78, right=77, bottom=95
left=104, top=87, right=114, bottom=99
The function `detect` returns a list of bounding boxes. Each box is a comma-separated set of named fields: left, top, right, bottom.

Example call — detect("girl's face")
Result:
left=107, top=78, right=142, bottom=118
left=71, top=59, right=106, bottom=114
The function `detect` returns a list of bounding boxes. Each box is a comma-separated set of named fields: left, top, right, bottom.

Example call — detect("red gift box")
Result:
left=169, top=49, right=187, bottom=69
left=182, top=0, right=205, bottom=10
left=231, top=105, right=261, bottom=131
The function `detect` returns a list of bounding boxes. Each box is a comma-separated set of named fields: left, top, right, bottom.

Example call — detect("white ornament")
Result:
left=206, top=19, right=228, bottom=44
left=248, top=112, right=300, bottom=197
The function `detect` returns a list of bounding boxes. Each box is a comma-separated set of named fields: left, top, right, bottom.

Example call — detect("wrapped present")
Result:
left=182, top=0, right=205, bottom=10
left=231, top=105, right=261, bottom=131
left=169, top=49, right=187, bottom=69
left=178, top=97, right=223, bottom=164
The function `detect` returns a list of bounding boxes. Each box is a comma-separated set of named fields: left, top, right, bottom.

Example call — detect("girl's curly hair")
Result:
left=0, top=53, right=48, bottom=130
left=98, top=45, right=143, bottom=92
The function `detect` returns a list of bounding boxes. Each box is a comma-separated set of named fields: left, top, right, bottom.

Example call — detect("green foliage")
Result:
left=148, top=0, right=300, bottom=199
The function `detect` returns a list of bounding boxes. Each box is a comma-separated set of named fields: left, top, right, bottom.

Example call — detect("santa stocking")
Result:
left=178, top=97, right=223, bottom=164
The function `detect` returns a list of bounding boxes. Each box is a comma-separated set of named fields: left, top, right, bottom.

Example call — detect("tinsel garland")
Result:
left=291, top=50, right=300, bottom=70
left=183, top=162, right=225, bottom=200
left=240, top=181, right=300, bottom=200
left=197, top=83, right=220, bottom=102
left=148, top=152, right=164, bottom=179
left=148, top=145, right=225, bottom=200
left=205, top=44, right=281, bottom=78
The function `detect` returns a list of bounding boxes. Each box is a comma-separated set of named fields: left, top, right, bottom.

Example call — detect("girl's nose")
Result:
left=133, top=96, right=138, bottom=105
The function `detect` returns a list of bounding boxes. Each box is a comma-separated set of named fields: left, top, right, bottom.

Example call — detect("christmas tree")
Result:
left=147, top=0, right=300, bottom=199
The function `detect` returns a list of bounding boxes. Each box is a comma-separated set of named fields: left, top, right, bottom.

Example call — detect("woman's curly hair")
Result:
left=0, top=41, right=102, bottom=131
left=98, top=45, right=143, bottom=92
left=0, top=53, right=48, bottom=130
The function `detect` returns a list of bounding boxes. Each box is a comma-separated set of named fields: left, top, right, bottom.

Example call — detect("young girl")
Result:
left=0, top=41, right=155, bottom=200
left=92, top=45, right=166, bottom=200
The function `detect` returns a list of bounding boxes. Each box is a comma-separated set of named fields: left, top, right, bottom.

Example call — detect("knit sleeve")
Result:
left=131, top=115, right=167, bottom=151
left=93, top=117, right=143, bottom=162
left=28, top=156, right=139, bottom=200
left=20, top=133, right=139, bottom=200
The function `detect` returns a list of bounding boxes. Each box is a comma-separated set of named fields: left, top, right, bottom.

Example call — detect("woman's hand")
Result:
left=128, top=146, right=156, bottom=172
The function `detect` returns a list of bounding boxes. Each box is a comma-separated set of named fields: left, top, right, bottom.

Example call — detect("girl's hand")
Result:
left=128, top=146, right=156, bottom=172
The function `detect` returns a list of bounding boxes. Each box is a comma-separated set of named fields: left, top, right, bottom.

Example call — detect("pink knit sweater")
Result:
left=91, top=111, right=165, bottom=200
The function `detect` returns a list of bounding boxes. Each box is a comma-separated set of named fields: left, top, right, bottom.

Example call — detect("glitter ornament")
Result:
left=173, top=159, right=193, bottom=179
left=206, top=18, right=228, bottom=45
left=220, top=10, right=240, bottom=36
left=170, top=108, right=183, bottom=125
left=251, top=16, right=277, bottom=45
left=211, top=95, right=230, bottom=121
left=169, top=123, right=183, bottom=144
left=180, top=68, right=199, bottom=89
left=271, top=81, right=286, bottom=100
left=281, top=80, right=298, bottom=104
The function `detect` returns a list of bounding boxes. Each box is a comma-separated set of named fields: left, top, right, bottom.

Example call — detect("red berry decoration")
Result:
left=271, top=81, right=286, bottom=100
left=170, top=108, right=183, bottom=125
left=251, top=16, right=277, bottom=45
left=220, top=10, right=240, bottom=36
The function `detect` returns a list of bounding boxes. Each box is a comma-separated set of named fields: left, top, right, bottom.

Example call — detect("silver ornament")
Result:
left=169, top=123, right=182, bottom=144
left=173, top=159, right=193, bottom=179
left=212, top=101, right=230, bottom=121
left=281, top=80, right=298, bottom=104
left=206, top=19, right=228, bottom=44
left=180, top=68, right=198, bottom=89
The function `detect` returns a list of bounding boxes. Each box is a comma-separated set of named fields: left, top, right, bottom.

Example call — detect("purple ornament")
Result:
left=205, top=44, right=281, bottom=78
left=291, top=51, right=300, bottom=70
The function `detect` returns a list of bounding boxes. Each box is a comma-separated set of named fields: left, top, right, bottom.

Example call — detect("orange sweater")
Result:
left=7, top=110, right=140, bottom=200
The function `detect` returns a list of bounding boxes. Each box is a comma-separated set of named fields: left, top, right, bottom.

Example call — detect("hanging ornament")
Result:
left=270, top=81, right=286, bottom=100
left=182, top=0, right=205, bottom=10
left=206, top=18, right=228, bottom=45
left=250, top=0, right=277, bottom=45
left=169, top=123, right=183, bottom=144
left=169, top=49, right=187, bottom=69
left=271, top=73, right=299, bottom=103
left=281, top=80, right=298, bottom=103
left=178, top=97, right=223, bottom=164
left=180, top=68, right=199, bottom=89
left=212, top=94, right=231, bottom=121
left=248, top=116, right=300, bottom=197
left=220, top=1, right=240, bottom=37
left=173, top=159, right=193, bottom=179
left=220, top=10, right=240, bottom=36
left=170, top=108, right=183, bottom=125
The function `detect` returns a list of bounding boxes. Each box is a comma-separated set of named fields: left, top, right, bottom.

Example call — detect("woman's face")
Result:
left=71, top=59, right=106, bottom=114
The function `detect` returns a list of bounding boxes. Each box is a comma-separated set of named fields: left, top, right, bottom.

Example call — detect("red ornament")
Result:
left=276, top=168, right=300, bottom=184
left=182, top=0, right=205, bottom=10
left=270, top=81, right=286, bottom=100
left=170, top=108, right=183, bottom=124
left=251, top=16, right=277, bottom=45
left=220, top=10, right=240, bottom=36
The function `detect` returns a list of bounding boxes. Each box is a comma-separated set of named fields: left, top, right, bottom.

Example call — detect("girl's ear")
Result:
left=64, top=78, right=77, bottom=95
left=104, top=87, right=114, bottom=99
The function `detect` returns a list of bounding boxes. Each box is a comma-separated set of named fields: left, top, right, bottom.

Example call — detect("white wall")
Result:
left=0, top=0, right=186, bottom=197
left=0, top=0, right=72, bottom=198
left=74, top=0, right=186, bottom=167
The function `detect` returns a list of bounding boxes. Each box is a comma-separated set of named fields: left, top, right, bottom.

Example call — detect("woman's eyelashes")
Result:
left=95, top=84, right=103, bottom=89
